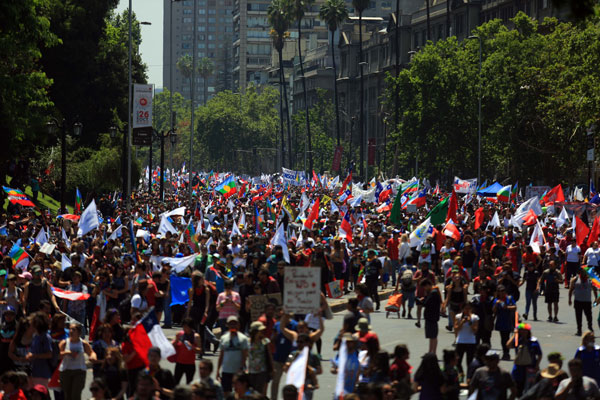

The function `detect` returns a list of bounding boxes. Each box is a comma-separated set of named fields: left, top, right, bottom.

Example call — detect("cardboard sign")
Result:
left=325, top=280, right=344, bottom=299
left=284, top=267, right=321, bottom=314
left=248, top=293, right=282, bottom=321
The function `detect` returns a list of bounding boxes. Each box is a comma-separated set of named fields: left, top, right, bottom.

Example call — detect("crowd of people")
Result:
left=0, top=173, right=600, bottom=400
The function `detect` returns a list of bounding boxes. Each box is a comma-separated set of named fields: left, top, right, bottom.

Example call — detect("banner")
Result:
left=282, top=168, right=306, bottom=186
left=325, top=280, right=344, bottom=299
left=133, top=84, right=153, bottom=128
left=352, top=185, right=377, bottom=203
left=284, top=267, right=321, bottom=314
left=453, top=177, right=477, bottom=194
left=332, top=145, right=343, bottom=172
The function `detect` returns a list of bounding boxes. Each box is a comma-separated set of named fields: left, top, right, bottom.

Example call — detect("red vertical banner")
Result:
left=368, top=138, right=376, bottom=166
left=332, top=145, right=343, bottom=171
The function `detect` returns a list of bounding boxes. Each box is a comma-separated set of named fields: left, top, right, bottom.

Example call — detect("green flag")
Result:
left=427, top=197, right=449, bottom=226
left=390, top=189, right=404, bottom=226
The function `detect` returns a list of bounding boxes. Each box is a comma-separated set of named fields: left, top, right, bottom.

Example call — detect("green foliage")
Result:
left=352, top=0, right=370, bottom=14
left=293, top=89, right=337, bottom=173
left=268, top=0, right=292, bottom=51
left=385, top=12, right=600, bottom=184
left=320, top=0, right=349, bottom=32
left=0, top=0, right=59, bottom=177
left=184, top=86, right=280, bottom=173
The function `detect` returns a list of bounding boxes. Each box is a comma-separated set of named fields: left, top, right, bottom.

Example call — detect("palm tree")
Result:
left=176, top=54, right=194, bottom=80
left=291, top=0, right=314, bottom=172
left=268, top=0, right=293, bottom=168
left=320, top=0, right=348, bottom=169
left=197, top=57, right=214, bottom=105
left=426, top=0, right=431, bottom=40
left=352, top=0, right=370, bottom=179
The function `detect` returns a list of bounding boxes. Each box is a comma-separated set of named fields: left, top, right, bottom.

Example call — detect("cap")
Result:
left=4, top=305, right=16, bottom=314
left=32, top=265, right=42, bottom=274
left=485, top=350, right=500, bottom=359
left=226, top=315, right=239, bottom=324
left=0, top=269, right=6, bottom=276
left=31, top=385, right=48, bottom=395
left=249, top=321, right=266, bottom=334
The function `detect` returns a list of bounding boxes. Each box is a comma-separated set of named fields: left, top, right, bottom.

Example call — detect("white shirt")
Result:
left=131, top=294, right=148, bottom=311
left=585, top=247, right=600, bottom=266
left=566, top=244, right=581, bottom=262
left=455, top=313, right=479, bottom=344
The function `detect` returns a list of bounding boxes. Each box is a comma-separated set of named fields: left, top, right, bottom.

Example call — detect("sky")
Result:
left=116, top=1, right=164, bottom=88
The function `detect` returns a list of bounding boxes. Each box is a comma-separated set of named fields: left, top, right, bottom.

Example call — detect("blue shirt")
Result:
left=493, top=296, right=516, bottom=331
left=272, top=320, right=298, bottom=363
left=511, top=337, right=542, bottom=383
left=575, top=344, right=600, bottom=385
left=331, top=351, right=360, bottom=394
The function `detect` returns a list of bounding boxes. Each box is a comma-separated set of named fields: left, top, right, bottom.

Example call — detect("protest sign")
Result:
left=325, top=280, right=344, bottom=299
left=248, top=293, right=282, bottom=321
left=284, top=267, right=321, bottom=314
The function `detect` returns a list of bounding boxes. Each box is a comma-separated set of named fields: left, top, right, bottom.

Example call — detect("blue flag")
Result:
left=169, top=275, right=192, bottom=306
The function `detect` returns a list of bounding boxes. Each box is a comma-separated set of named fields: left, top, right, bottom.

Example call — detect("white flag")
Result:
left=349, top=195, right=362, bottom=208
left=164, top=206, right=186, bottom=217
left=61, top=227, right=71, bottom=248
left=556, top=206, right=569, bottom=229
left=530, top=221, right=546, bottom=254
left=409, top=217, right=432, bottom=247
left=335, top=339, right=348, bottom=397
left=230, top=221, right=242, bottom=239
left=286, top=346, right=309, bottom=393
left=77, top=199, right=100, bottom=237
left=300, top=193, right=311, bottom=214
left=159, top=254, right=197, bottom=273
left=108, top=225, right=124, bottom=241
left=487, top=211, right=501, bottom=229
left=238, top=212, right=246, bottom=228
left=330, top=201, right=339, bottom=214
left=270, top=222, right=290, bottom=263
left=61, top=253, right=72, bottom=271
left=158, top=215, right=178, bottom=236
left=35, top=227, right=48, bottom=246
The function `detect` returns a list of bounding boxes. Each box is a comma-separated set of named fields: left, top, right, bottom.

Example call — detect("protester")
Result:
left=469, top=350, right=517, bottom=400
left=555, top=358, right=600, bottom=399
left=216, top=316, right=248, bottom=396
left=574, top=330, right=600, bottom=386
left=58, top=322, right=97, bottom=400
left=568, top=268, right=598, bottom=336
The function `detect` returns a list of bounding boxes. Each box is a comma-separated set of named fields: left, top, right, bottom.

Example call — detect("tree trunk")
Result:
left=426, top=0, right=431, bottom=41
left=298, top=20, right=312, bottom=173
left=394, top=0, right=400, bottom=177
left=359, top=11, right=365, bottom=179
left=281, top=49, right=292, bottom=169
left=331, top=29, right=341, bottom=174
left=278, top=49, right=286, bottom=168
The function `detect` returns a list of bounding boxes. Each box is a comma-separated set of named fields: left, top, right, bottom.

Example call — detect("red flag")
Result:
left=522, top=209, right=538, bottom=226
left=542, top=184, right=565, bottom=205
left=474, top=207, right=485, bottom=230
left=89, top=305, right=101, bottom=342
left=128, top=323, right=152, bottom=367
left=312, top=170, right=321, bottom=187
left=443, top=220, right=461, bottom=241
left=588, top=217, right=600, bottom=247
left=576, top=216, right=590, bottom=246
left=338, top=171, right=352, bottom=195
left=304, top=197, right=320, bottom=230
left=446, top=190, right=458, bottom=223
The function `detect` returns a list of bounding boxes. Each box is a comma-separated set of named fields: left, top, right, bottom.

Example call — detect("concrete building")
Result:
left=162, top=0, right=235, bottom=104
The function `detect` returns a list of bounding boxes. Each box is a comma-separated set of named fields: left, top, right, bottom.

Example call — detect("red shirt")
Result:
left=387, top=238, right=399, bottom=260
left=146, top=279, right=158, bottom=306
left=0, top=389, right=27, bottom=400
left=389, top=359, right=412, bottom=382
left=122, top=340, right=147, bottom=369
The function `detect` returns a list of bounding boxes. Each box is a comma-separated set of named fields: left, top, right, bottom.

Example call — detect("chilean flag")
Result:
left=378, top=185, right=393, bottom=203
left=339, top=212, right=353, bottom=243
left=51, top=286, right=91, bottom=301
left=304, top=197, right=320, bottom=230
left=129, top=308, right=176, bottom=366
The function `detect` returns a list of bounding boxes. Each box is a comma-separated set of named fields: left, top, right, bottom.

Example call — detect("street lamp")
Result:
left=169, top=0, right=182, bottom=175
left=47, top=118, right=83, bottom=214
left=467, top=35, right=482, bottom=187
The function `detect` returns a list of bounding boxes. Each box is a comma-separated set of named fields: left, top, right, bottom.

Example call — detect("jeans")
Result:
left=455, top=342, right=476, bottom=373
left=60, top=369, right=86, bottom=400
left=174, top=363, right=196, bottom=385
left=525, top=290, right=538, bottom=317
left=574, top=300, right=593, bottom=333
left=366, top=276, right=380, bottom=308
left=390, top=260, right=400, bottom=286
left=163, top=288, right=172, bottom=326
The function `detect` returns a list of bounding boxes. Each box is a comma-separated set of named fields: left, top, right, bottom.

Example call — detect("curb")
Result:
left=328, top=288, right=396, bottom=313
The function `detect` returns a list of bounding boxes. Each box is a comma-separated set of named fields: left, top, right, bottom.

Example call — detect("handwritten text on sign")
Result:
left=284, top=267, right=321, bottom=314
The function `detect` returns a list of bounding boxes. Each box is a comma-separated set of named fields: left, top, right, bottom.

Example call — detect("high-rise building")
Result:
left=163, top=0, right=235, bottom=103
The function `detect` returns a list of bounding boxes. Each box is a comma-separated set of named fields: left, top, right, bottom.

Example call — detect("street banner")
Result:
left=284, top=267, right=321, bottom=314
left=133, top=84, right=153, bottom=128
left=453, top=177, right=477, bottom=194
left=282, top=168, right=306, bottom=186
left=332, top=145, right=343, bottom=172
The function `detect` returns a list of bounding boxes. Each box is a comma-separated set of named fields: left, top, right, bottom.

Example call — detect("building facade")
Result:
left=162, top=0, right=235, bottom=104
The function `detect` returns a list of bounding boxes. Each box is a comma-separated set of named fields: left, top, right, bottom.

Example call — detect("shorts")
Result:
left=402, top=290, right=415, bottom=308
left=249, top=372, right=270, bottom=391
left=545, top=292, right=559, bottom=304
left=425, top=320, right=438, bottom=339
left=221, top=372, right=234, bottom=393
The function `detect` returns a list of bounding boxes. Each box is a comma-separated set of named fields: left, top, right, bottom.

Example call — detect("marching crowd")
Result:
left=1, top=175, right=600, bottom=400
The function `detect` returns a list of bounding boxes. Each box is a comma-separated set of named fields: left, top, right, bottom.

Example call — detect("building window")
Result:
left=455, top=14, right=464, bottom=34
left=208, top=9, right=216, bottom=14
left=198, top=43, right=205, bottom=49
left=182, top=34, right=192, bottom=40
left=208, top=34, right=215, bottom=40
left=183, top=9, right=192, bottom=14
left=183, top=0, right=192, bottom=5
left=182, top=43, right=191, bottom=49
left=183, top=17, right=192, bottom=23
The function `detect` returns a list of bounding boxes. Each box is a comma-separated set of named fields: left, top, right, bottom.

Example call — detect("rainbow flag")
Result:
left=3, top=186, right=35, bottom=207
left=584, top=266, right=600, bottom=290
left=185, top=220, right=198, bottom=249
left=9, top=243, right=29, bottom=269
left=134, top=217, right=144, bottom=226
left=216, top=177, right=237, bottom=197
left=75, top=188, right=82, bottom=214
left=254, top=205, right=263, bottom=234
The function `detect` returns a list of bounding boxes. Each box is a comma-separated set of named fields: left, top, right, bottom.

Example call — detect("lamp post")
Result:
left=170, top=0, right=182, bottom=174
left=467, top=35, right=482, bottom=186
left=109, top=126, right=128, bottom=200
left=47, top=119, right=83, bottom=214
left=189, top=0, right=197, bottom=206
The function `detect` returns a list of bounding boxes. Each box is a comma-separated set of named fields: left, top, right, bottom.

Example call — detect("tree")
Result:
left=268, top=0, right=293, bottom=168
left=352, top=0, right=370, bottom=179
left=320, top=0, right=348, bottom=165
left=41, top=4, right=147, bottom=148
left=0, top=0, right=59, bottom=184
left=291, top=0, right=315, bottom=172
left=177, top=54, right=194, bottom=79
left=198, top=57, right=214, bottom=105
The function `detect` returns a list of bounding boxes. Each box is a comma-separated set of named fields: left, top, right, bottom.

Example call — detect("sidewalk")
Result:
left=327, top=287, right=396, bottom=313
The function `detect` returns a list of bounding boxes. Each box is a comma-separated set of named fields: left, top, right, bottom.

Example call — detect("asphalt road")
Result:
left=76, top=284, right=596, bottom=399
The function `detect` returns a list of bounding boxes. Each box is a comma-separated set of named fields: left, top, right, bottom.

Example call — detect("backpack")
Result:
left=401, top=270, right=414, bottom=290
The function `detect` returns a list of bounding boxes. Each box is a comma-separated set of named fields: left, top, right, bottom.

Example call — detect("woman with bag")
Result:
left=247, top=321, right=273, bottom=396
left=187, top=272, right=209, bottom=353
left=506, top=323, right=542, bottom=396
left=172, top=317, right=202, bottom=385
